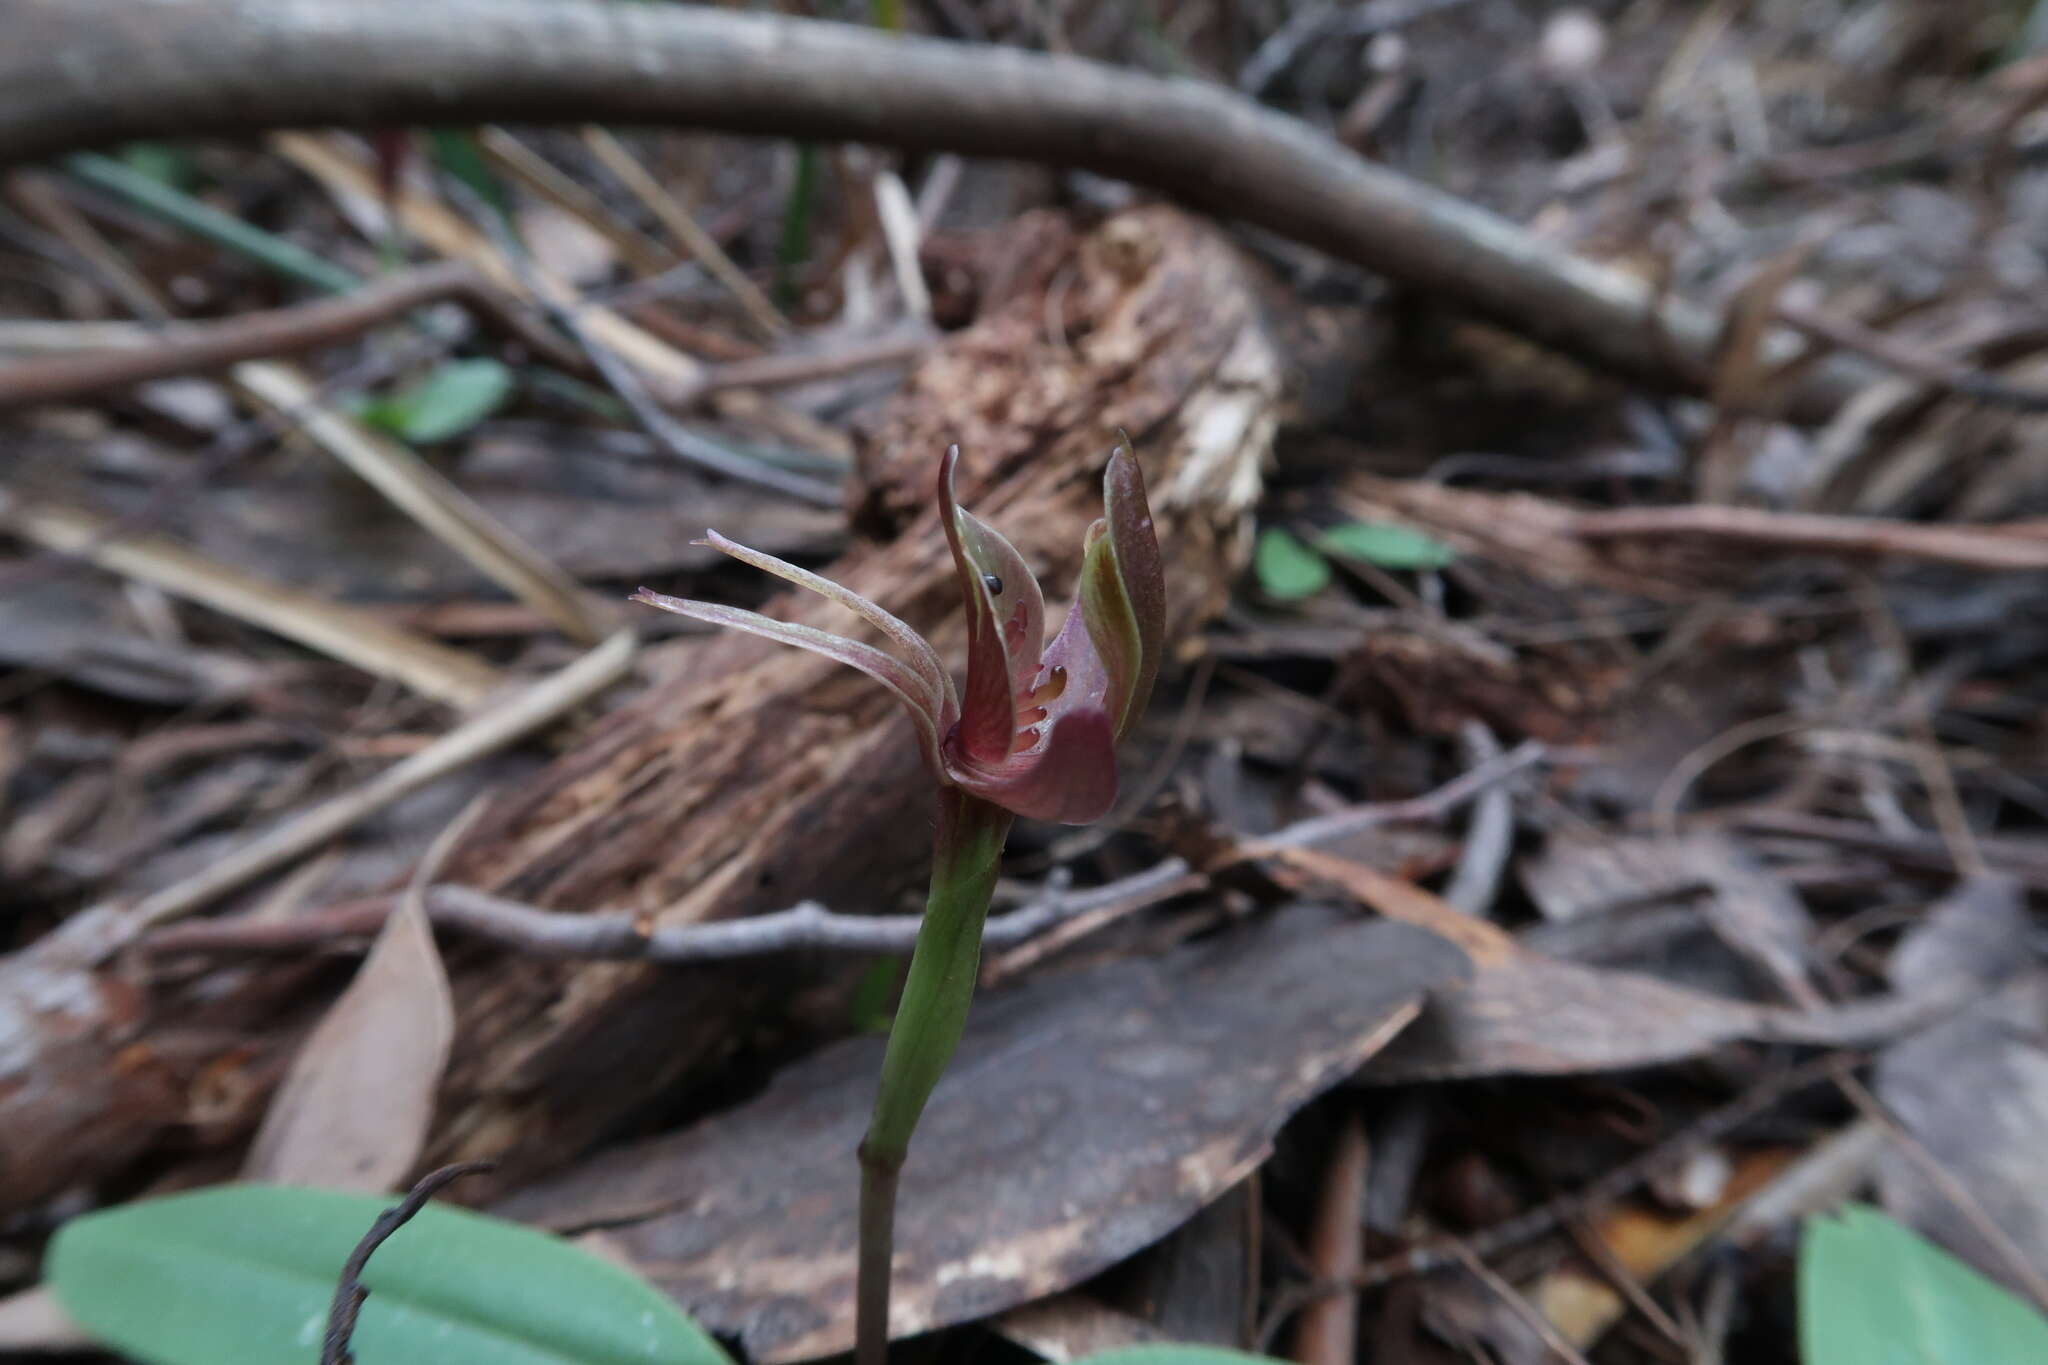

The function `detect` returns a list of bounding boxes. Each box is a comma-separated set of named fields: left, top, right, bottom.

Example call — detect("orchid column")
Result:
left=633, top=440, right=1165, bottom=1365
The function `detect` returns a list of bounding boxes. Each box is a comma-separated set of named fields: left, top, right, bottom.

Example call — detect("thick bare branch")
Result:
left=1, top=0, right=1870, bottom=417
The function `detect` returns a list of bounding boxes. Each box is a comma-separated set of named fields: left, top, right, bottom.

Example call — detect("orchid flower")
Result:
left=631, top=439, right=1164, bottom=824
left=631, top=438, right=1163, bottom=1365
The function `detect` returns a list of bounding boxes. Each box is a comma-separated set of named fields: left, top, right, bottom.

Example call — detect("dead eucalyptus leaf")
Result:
left=240, top=812, right=468, bottom=1190
left=496, top=905, right=1468, bottom=1361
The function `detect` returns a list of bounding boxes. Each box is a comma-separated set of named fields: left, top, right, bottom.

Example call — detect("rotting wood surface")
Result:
left=0, top=206, right=1301, bottom=1211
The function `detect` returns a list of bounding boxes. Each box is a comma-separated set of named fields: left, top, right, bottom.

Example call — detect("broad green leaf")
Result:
left=50, top=1184, right=732, bottom=1365
left=362, top=359, right=514, bottom=443
left=1800, top=1203, right=2048, bottom=1365
left=1254, top=527, right=1330, bottom=601
left=1316, top=520, right=1456, bottom=570
left=1076, top=1348, right=1287, bottom=1365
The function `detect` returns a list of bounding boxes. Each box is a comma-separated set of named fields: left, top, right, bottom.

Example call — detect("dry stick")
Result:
left=477, top=127, right=678, bottom=277
left=1445, top=1236, right=1598, bottom=1365
left=143, top=740, right=1544, bottom=961
left=0, top=260, right=582, bottom=410
left=1573, top=504, right=2048, bottom=572
left=580, top=125, right=789, bottom=339
left=319, top=1162, right=496, bottom=1365
left=0, top=491, right=505, bottom=707
left=127, top=629, right=634, bottom=931
left=0, top=0, right=1876, bottom=420
left=1290, top=1105, right=1369, bottom=1365
left=1777, top=301, right=2048, bottom=413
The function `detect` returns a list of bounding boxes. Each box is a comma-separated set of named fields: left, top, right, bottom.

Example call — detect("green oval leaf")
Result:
left=1075, top=1348, right=1286, bottom=1365
left=1800, top=1204, right=2048, bottom=1365
left=1315, top=520, right=1456, bottom=570
left=50, top=1184, right=732, bottom=1365
left=362, top=358, right=514, bottom=443
left=1254, top=527, right=1330, bottom=601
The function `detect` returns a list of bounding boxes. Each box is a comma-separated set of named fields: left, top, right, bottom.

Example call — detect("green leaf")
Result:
left=119, top=143, right=199, bottom=191
left=362, top=358, right=514, bottom=443
left=1316, top=520, right=1456, bottom=570
left=1254, top=527, right=1330, bottom=601
left=429, top=129, right=514, bottom=226
left=1800, top=1203, right=2048, bottom=1365
left=1075, top=1348, right=1287, bottom=1365
left=50, top=1184, right=733, bottom=1365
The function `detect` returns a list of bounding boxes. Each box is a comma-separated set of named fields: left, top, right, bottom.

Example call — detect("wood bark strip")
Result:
left=0, top=0, right=1873, bottom=418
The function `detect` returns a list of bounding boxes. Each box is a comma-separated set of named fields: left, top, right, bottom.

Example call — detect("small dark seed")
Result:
left=982, top=573, right=1003, bottom=595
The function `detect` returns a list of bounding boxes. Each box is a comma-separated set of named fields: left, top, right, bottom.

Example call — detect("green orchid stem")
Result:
left=855, top=787, right=1013, bottom=1365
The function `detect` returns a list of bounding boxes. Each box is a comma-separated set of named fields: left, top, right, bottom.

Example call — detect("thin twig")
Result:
left=0, top=260, right=579, bottom=410
left=1446, top=1235, right=1597, bottom=1365
left=144, top=740, right=1545, bottom=962
left=1777, top=301, right=2048, bottom=412
left=1290, top=1105, right=1369, bottom=1365
left=581, top=124, right=789, bottom=339
left=1574, top=505, right=2048, bottom=572
left=320, top=1162, right=495, bottom=1365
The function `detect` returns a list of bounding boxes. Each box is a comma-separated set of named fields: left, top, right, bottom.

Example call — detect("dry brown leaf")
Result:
left=494, top=906, right=1468, bottom=1361
left=1529, top=1147, right=1799, bottom=1348
left=240, top=809, right=469, bottom=1190
left=1273, top=847, right=1963, bottom=1080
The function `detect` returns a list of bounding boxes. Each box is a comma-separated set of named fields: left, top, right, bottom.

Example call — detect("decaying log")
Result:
left=423, top=207, right=1283, bottom=1190
left=0, top=207, right=1298, bottom=1209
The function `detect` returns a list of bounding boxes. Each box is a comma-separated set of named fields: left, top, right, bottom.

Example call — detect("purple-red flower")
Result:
left=632, top=441, right=1165, bottom=824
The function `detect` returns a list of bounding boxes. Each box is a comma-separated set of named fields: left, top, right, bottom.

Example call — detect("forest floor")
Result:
left=6, top=2, right=2048, bottom=1363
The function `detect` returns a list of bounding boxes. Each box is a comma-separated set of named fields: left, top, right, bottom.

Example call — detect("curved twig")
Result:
left=1, top=0, right=1872, bottom=418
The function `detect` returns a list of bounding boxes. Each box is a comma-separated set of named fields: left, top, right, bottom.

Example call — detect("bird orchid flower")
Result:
left=631, top=438, right=1163, bottom=1365
left=631, top=439, right=1164, bottom=824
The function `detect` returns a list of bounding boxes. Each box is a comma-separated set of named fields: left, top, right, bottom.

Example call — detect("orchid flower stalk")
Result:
left=632, top=439, right=1164, bottom=1365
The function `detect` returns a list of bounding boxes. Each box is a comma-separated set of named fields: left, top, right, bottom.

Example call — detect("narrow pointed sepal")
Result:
left=938, top=445, right=1038, bottom=763
left=696, top=531, right=955, bottom=714
left=1100, top=436, right=1166, bottom=738
left=630, top=588, right=950, bottom=778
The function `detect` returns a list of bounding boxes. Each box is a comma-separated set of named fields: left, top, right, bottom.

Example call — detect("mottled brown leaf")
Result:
left=495, top=906, right=1467, bottom=1361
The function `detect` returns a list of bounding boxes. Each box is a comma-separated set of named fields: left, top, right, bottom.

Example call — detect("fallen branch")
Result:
left=1, top=0, right=1874, bottom=418
left=143, top=741, right=1546, bottom=962
left=0, top=260, right=582, bottom=411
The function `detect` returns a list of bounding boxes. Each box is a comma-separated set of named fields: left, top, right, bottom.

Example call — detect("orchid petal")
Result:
left=1097, top=436, right=1166, bottom=739
left=946, top=705, right=1118, bottom=824
left=697, top=530, right=955, bottom=717
left=938, top=445, right=1028, bottom=763
left=630, top=588, right=948, bottom=778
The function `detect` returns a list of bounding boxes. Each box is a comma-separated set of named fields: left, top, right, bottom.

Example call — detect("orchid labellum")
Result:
left=631, top=438, right=1164, bottom=1365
